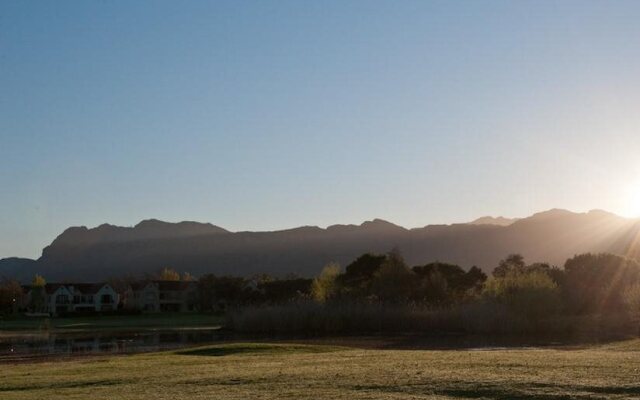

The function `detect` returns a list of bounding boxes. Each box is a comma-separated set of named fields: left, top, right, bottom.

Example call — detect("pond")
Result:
left=0, top=330, right=580, bottom=363
left=0, top=328, right=224, bottom=362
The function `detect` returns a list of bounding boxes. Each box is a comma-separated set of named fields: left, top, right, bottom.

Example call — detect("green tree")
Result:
left=32, top=274, right=46, bottom=287
left=29, top=274, right=47, bottom=313
left=0, top=278, right=23, bottom=315
left=416, top=270, right=449, bottom=305
left=159, top=268, right=180, bottom=281
left=412, top=262, right=487, bottom=304
left=483, top=269, right=560, bottom=319
left=337, top=253, right=387, bottom=294
left=370, top=250, right=416, bottom=303
left=526, top=263, right=564, bottom=286
left=464, top=266, right=488, bottom=292
left=563, top=253, right=640, bottom=314
left=311, top=263, right=341, bottom=303
left=196, top=274, right=252, bottom=311
left=493, top=254, right=526, bottom=277
left=259, top=278, right=313, bottom=303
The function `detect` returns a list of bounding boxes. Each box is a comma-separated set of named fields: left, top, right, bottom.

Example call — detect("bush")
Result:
left=623, top=283, right=640, bottom=335
left=563, top=253, right=640, bottom=314
left=311, top=263, right=341, bottom=303
left=227, top=300, right=573, bottom=337
left=228, top=302, right=455, bottom=335
left=483, top=270, right=561, bottom=320
left=227, top=300, right=637, bottom=341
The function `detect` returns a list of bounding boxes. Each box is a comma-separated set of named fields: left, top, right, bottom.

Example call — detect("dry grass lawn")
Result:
left=2, top=340, right=640, bottom=399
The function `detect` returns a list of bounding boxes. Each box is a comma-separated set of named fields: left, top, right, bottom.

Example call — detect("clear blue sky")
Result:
left=2, top=0, right=640, bottom=259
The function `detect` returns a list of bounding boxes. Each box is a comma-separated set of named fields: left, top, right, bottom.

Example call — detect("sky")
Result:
left=2, top=0, right=640, bottom=259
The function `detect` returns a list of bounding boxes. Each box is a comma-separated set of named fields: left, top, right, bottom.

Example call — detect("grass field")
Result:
left=1, top=340, right=640, bottom=399
left=0, top=313, right=223, bottom=334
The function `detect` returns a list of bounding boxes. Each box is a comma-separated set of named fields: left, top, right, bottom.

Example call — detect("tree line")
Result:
left=181, top=250, right=640, bottom=323
left=194, top=250, right=640, bottom=323
left=2, top=251, right=640, bottom=324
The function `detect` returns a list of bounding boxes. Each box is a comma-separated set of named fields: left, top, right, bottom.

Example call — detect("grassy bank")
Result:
left=1, top=340, right=640, bottom=399
left=0, top=313, right=223, bottom=333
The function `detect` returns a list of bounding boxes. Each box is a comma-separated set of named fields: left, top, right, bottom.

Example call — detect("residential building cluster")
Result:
left=20, top=280, right=197, bottom=316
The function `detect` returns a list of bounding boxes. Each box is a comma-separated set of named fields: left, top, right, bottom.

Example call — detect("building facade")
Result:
left=124, top=281, right=197, bottom=312
left=26, top=283, right=119, bottom=315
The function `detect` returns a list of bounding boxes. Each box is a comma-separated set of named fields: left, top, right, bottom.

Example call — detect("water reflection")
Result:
left=0, top=329, right=223, bottom=361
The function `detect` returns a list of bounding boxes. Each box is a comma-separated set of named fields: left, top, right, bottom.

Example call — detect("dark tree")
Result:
left=493, top=254, right=526, bottom=277
left=0, top=278, right=23, bottom=315
left=337, top=253, right=387, bottom=296
left=258, top=278, right=313, bottom=304
left=464, top=266, right=488, bottom=291
left=526, top=262, right=564, bottom=286
left=563, top=253, right=640, bottom=314
left=370, top=250, right=416, bottom=303
left=340, top=253, right=387, bottom=284
left=196, top=274, right=251, bottom=311
left=412, top=262, right=487, bottom=304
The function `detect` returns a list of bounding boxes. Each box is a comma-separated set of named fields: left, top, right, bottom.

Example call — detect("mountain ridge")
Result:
left=2, top=209, right=639, bottom=282
left=469, top=216, right=519, bottom=226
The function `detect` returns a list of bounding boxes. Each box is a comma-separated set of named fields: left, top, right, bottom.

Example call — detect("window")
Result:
left=101, top=294, right=113, bottom=304
left=56, top=294, right=69, bottom=304
left=74, top=295, right=94, bottom=303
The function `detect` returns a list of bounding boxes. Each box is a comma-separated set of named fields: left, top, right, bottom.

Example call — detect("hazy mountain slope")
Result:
left=2, top=210, right=639, bottom=282
left=469, top=216, right=519, bottom=226
left=50, top=219, right=228, bottom=246
left=0, top=258, right=38, bottom=282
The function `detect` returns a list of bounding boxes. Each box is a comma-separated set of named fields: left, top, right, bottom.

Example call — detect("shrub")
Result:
left=483, top=270, right=560, bottom=320
left=227, top=301, right=566, bottom=337
left=623, top=283, right=640, bottom=335
left=311, top=263, right=341, bottom=303
left=227, top=302, right=454, bottom=335
left=563, top=253, right=640, bottom=314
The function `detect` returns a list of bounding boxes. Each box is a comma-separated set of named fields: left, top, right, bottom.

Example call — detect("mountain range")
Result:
left=469, top=216, right=520, bottom=226
left=2, top=209, right=640, bottom=282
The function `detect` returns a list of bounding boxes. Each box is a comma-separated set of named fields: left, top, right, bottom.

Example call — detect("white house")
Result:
left=28, top=283, right=120, bottom=316
left=124, top=281, right=196, bottom=312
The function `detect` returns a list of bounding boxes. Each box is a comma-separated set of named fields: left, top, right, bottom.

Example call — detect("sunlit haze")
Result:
left=2, top=0, right=640, bottom=259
